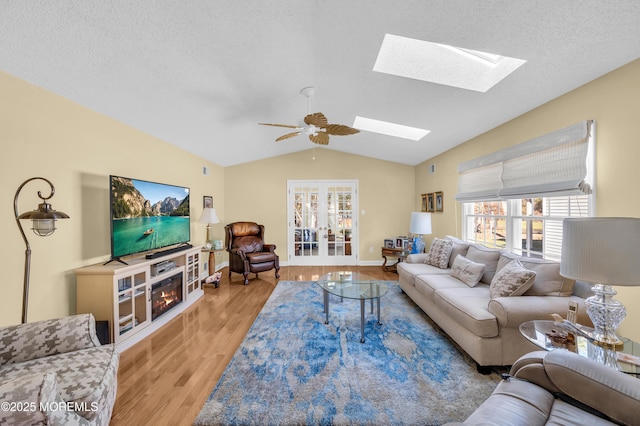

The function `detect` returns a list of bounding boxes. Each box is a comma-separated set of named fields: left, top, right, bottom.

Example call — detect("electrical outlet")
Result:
left=369, top=246, right=374, bottom=253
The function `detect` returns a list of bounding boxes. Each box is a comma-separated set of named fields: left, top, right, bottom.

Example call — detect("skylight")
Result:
left=373, top=34, right=526, bottom=92
left=353, top=116, right=430, bottom=141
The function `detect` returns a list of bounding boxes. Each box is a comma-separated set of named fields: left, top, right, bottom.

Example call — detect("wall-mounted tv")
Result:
left=109, top=175, right=190, bottom=261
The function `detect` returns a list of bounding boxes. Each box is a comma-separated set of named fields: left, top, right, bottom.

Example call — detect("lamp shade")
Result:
left=560, top=217, right=640, bottom=286
left=410, top=212, right=432, bottom=235
left=198, top=207, right=220, bottom=225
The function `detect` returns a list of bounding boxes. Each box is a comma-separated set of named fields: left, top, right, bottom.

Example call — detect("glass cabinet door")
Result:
left=116, top=269, right=149, bottom=341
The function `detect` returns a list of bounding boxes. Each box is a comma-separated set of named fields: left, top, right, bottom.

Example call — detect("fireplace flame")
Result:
left=160, top=291, right=176, bottom=306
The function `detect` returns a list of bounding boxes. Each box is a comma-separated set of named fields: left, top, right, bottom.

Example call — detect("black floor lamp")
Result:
left=14, top=177, right=69, bottom=323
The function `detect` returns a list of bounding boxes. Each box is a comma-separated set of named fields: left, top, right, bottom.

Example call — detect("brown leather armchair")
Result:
left=225, top=222, right=280, bottom=285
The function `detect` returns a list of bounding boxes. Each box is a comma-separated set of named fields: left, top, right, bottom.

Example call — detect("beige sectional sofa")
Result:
left=398, top=236, right=593, bottom=372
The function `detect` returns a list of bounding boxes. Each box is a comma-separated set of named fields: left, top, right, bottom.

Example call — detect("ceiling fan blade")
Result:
left=309, top=132, right=329, bottom=145
left=304, top=112, right=328, bottom=127
left=259, top=123, right=301, bottom=129
left=325, top=124, right=360, bottom=136
left=276, top=131, right=302, bottom=142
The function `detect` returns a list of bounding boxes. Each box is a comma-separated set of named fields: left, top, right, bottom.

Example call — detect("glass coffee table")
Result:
left=315, top=271, right=394, bottom=343
left=520, top=320, right=640, bottom=375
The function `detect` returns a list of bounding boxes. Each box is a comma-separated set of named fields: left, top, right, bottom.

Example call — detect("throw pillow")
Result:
left=497, top=252, right=574, bottom=296
left=450, top=254, right=485, bottom=287
left=489, top=260, right=536, bottom=299
left=445, top=235, right=470, bottom=268
left=466, top=244, right=502, bottom=284
left=425, top=238, right=453, bottom=269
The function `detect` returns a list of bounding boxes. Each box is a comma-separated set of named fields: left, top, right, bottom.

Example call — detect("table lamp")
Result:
left=198, top=207, right=220, bottom=248
left=560, top=217, right=640, bottom=345
left=409, top=212, right=432, bottom=254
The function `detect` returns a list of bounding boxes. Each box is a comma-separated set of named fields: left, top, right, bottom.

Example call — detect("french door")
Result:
left=287, top=180, right=358, bottom=266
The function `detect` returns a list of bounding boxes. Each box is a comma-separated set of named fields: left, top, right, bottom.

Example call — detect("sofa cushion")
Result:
left=466, top=244, right=501, bottom=284
left=425, top=238, right=453, bottom=269
left=445, top=235, right=470, bottom=268
left=433, top=287, right=498, bottom=338
left=498, top=252, right=575, bottom=296
left=450, top=254, right=485, bottom=287
left=490, top=260, right=536, bottom=298
left=414, top=273, right=469, bottom=301
left=398, top=262, right=451, bottom=287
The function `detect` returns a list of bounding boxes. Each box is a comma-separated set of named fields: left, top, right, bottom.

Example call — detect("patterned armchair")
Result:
left=225, top=221, right=280, bottom=285
left=0, top=314, right=119, bottom=426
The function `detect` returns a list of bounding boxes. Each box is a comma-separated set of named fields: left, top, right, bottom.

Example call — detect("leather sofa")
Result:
left=398, top=235, right=593, bottom=371
left=446, top=350, right=640, bottom=425
left=0, top=313, right=119, bottom=425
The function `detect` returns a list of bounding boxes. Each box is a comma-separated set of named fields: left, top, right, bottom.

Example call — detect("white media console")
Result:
left=75, top=245, right=203, bottom=351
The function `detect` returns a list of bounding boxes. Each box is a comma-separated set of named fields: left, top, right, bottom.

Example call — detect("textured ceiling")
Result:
left=2, top=1, right=640, bottom=166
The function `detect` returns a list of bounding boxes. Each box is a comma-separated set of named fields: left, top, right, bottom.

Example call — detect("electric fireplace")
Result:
left=151, top=272, right=183, bottom=320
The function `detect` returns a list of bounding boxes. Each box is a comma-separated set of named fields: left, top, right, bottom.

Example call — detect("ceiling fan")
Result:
left=259, top=87, right=360, bottom=145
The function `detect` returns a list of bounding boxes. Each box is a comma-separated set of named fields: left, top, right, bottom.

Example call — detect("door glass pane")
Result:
left=327, top=186, right=353, bottom=257
left=293, top=187, right=319, bottom=257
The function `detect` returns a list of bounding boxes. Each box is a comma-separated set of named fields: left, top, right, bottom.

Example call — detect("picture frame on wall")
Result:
left=421, top=194, right=428, bottom=212
left=435, top=191, right=444, bottom=212
left=426, top=193, right=435, bottom=212
left=203, top=195, right=213, bottom=208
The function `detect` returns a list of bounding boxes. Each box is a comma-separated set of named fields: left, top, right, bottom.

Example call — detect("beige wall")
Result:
left=415, top=59, right=640, bottom=341
left=0, top=71, right=224, bottom=326
left=224, top=148, right=416, bottom=263
left=3, top=56, right=638, bottom=342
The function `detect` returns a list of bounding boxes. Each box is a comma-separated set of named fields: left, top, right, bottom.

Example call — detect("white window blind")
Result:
left=456, top=120, right=594, bottom=202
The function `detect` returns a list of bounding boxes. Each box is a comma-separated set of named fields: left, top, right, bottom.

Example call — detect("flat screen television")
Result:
left=109, top=175, right=190, bottom=261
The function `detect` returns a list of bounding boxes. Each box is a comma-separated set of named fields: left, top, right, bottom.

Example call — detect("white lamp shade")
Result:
left=560, top=217, right=640, bottom=286
left=198, top=207, right=220, bottom=225
left=410, top=212, right=432, bottom=235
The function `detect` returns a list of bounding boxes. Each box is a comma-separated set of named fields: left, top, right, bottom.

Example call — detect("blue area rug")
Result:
left=194, top=281, right=500, bottom=425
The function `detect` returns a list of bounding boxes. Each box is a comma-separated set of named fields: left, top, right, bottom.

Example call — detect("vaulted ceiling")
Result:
left=3, top=1, right=640, bottom=166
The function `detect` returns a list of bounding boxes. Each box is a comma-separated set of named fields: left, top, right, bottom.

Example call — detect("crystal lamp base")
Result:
left=584, top=283, right=626, bottom=346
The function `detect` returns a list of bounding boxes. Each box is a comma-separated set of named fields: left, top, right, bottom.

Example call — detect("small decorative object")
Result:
left=205, top=272, right=222, bottom=284
left=205, top=271, right=222, bottom=288
left=435, top=191, right=444, bottom=212
left=213, top=239, right=224, bottom=250
left=560, top=217, right=640, bottom=346
left=409, top=212, right=432, bottom=254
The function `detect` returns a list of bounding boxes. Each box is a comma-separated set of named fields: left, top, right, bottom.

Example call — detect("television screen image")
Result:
left=110, top=176, right=190, bottom=259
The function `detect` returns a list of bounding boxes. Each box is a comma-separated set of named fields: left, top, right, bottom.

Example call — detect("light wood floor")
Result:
left=110, top=265, right=398, bottom=426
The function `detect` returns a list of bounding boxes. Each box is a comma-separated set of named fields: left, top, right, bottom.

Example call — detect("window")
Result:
left=462, top=194, right=590, bottom=260
left=457, top=121, right=595, bottom=260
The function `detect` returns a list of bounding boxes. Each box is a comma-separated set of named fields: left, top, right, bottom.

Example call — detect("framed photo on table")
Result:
left=435, top=191, right=444, bottom=212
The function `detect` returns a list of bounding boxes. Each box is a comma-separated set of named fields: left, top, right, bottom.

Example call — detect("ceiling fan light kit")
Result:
left=259, top=87, right=359, bottom=145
